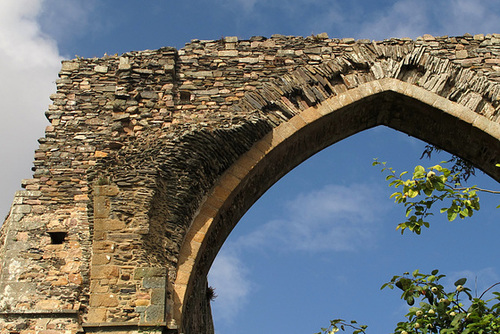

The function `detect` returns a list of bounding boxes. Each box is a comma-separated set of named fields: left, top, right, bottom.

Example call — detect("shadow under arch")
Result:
left=173, top=78, right=500, bottom=332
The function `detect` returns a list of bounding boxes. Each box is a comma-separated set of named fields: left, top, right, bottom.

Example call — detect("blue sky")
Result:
left=211, top=129, right=500, bottom=333
left=0, top=1, right=499, bottom=333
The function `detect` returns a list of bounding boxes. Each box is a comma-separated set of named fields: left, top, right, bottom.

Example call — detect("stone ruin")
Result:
left=0, top=33, right=499, bottom=333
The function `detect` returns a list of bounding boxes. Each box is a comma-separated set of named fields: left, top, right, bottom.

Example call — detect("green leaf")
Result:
left=447, top=209, right=457, bottom=221
left=390, top=192, right=400, bottom=198
left=454, top=278, right=467, bottom=286
left=434, top=180, right=445, bottom=191
left=408, top=189, right=419, bottom=198
left=396, top=278, right=411, bottom=292
left=432, top=164, right=443, bottom=172
left=414, top=165, right=425, bottom=174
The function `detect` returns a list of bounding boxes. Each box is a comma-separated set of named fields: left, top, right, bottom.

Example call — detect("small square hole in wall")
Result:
left=180, top=91, right=191, bottom=103
left=48, top=231, right=67, bottom=244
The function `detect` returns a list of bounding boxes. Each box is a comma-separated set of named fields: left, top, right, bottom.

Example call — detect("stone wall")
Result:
left=0, top=33, right=499, bottom=333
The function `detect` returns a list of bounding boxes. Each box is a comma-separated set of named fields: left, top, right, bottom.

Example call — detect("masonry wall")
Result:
left=0, top=33, right=499, bottom=333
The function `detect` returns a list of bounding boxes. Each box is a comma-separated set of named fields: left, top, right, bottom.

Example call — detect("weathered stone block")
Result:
left=340, top=37, right=355, bottom=44
left=93, top=197, right=110, bottom=218
left=224, top=36, right=238, bottom=43
left=35, top=299, right=61, bottom=310
left=135, top=299, right=150, bottom=306
left=90, top=282, right=109, bottom=293
left=61, top=260, right=81, bottom=273
left=12, top=205, right=31, bottom=214
left=94, top=219, right=125, bottom=231
left=92, top=265, right=119, bottom=279
left=145, top=304, right=165, bottom=323
left=143, top=277, right=166, bottom=289
left=74, top=194, right=89, bottom=201
left=94, top=150, right=108, bottom=158
left=68, top=273, right=83, bottom=285
left=94, top=185, right=119, bottom=197
left=61, top=61, right=79, bottom=71
left=151, top=289, right=166, bottom=305
left=134, top=267, right=165, bottom=279
left=456, top=49, right=468, bottom=59
left=218, top=50, right=238, bottom=57
left=239, top=57, right=259, bottom=64
left=87, top=307, right=107, bottom=323
left=94, top=65, right=108, bottom=73
left=90, top=293, right=119, bottom=307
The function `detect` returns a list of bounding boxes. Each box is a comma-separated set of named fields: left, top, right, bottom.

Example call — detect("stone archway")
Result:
left=174, top=78, right=500, bottom=333
left=0, top=34, right=499, bottom=333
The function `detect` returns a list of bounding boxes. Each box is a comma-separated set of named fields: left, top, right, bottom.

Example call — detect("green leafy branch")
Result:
left=420, top=144, right=477, bottom=183
left=382, top=270, right=500, bottom=333
left=317, top=161, right=500, bottom=334
left=315, top=319, right=367, bottom=334
left=372, top=160, right=500, bottom=234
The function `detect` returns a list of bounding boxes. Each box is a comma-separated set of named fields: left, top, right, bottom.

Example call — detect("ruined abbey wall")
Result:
left=0, top=33, right=499, bottom=333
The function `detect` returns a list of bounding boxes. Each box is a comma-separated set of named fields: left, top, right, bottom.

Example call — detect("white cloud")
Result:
left=38, top=0, right=99, bottom=54
left=215, top=0, right=259, bottom=14
left=356, top=0, right=431, bottom=40
left=208, top=251, right=253, bottom=324
left=0, top=2, right=56, bottom=64
left=209, top=183, right=388, bottom=326
left=440, top=0, right=500, bottom=35
left=214, top=0, right=500, bottom=42
left=217, top=0, right=343, bottom=28
left=237, top=183, right=388, bottom=253
left=356, top=0, right=500, bottom=40
left=237, top=0, right=259, bottom=13
left=0, top=1, right=98, bottom=219
left=0, top=0, right=63, bottom=219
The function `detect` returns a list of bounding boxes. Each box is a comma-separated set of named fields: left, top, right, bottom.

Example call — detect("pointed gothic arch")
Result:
left=174, top=78, right=500, bottom=332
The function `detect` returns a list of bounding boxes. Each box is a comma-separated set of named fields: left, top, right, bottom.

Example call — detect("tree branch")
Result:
left=454, top=187, right=500, bottom=194
left=479, top=282, right=500, bottom=299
